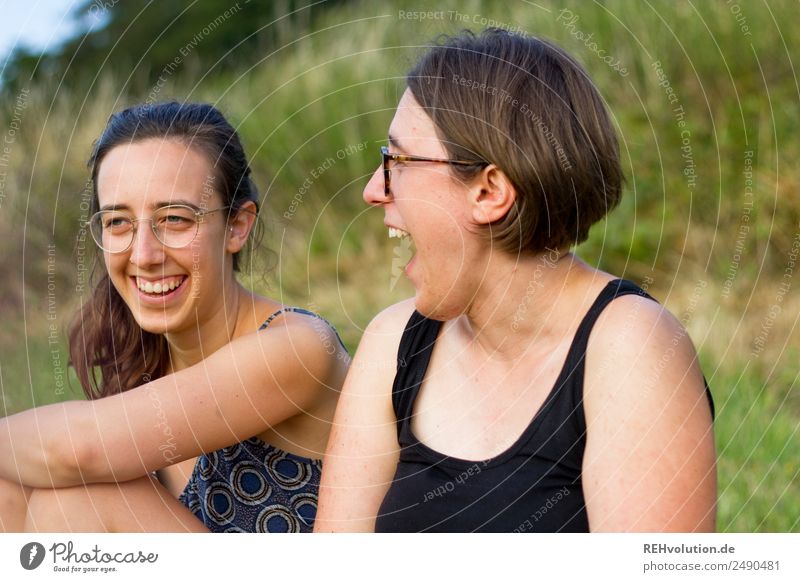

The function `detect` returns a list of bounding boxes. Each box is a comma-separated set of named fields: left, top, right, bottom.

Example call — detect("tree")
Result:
left=2, top=0, right=347, bottom=94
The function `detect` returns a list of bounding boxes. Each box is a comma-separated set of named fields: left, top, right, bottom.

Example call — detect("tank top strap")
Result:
left=567, top=279, right=655, bottom=361
left=390, top=281, right=655, bottom=433
left=562, top=278, right=714, bottom=425
left=390, top=311, right=443, bottom=437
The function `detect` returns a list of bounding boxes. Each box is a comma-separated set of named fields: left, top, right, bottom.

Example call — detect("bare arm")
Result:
left=0, top=317, right=340, bottom=488
left=314, top=300, right=414, bottom=532
left=582, top=296, right=716, bottom=531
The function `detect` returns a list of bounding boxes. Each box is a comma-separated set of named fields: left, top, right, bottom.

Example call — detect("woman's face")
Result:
left=95, top=138, right=233, bottom=335
left=363, top=90, right=480, bottom=320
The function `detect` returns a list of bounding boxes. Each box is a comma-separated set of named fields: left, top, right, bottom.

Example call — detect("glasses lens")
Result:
left=90, top=211, right=134, bottom=253
left=153, top=206, right=198, bottom=248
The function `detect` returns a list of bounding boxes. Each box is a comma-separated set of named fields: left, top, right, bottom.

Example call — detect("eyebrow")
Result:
left=99, top=199, right=202, bottom=212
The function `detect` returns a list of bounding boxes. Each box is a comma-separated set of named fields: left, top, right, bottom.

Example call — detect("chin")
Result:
left=130, top=314, right=171, bottom=336
left=413, top=291, right=465, bottom=322
left=126, top=303, right=183, bottom=336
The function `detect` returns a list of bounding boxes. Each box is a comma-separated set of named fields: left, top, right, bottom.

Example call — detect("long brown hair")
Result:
left=69, top=102, right=260, bottom=399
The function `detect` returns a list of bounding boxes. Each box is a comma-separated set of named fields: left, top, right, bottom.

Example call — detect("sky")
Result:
left=0, top=0, right=97, bottom=70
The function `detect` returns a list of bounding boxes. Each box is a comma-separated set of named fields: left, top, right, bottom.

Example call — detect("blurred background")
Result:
left=0, top=0, right=797, bottom=532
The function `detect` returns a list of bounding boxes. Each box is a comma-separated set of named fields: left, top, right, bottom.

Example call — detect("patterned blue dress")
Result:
left=178, top=307, right=345, bottom=533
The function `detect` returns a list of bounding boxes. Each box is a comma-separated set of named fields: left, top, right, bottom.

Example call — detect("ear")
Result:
left=467, top=165, right=517, bottom=225
left=225, top=200, right=258, bottom=254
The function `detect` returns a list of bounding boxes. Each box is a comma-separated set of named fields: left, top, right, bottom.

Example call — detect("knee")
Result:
left=0, top=477, right=31, bottom=532
left=27, top=477, right=162, bottom=532
left=26, top=487, right=71, bottom=532
left=26, top=484, right=110, bottom=532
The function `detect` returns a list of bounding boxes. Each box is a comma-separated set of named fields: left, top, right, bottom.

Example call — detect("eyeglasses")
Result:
left=88, top=205, right=232, bottom=254
left=380, top=146, right=486, bottom=196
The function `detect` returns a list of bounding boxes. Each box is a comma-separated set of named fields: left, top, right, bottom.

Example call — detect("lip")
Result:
left=384, top=221, right=409, bottom=231
left=385, top=221, right=413, bottom=242
left=402, top=254, right=420, bottom=292
left=128, top=275, right=189, bottom=305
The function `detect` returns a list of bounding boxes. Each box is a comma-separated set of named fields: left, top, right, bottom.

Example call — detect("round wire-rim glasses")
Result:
left=87, top=204, right=234, bottom=254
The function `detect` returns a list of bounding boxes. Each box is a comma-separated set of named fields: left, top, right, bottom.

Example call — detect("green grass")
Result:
left=711, top=359, right=800, bottom=532
left=1, top=0, right=798, bottom=531
left=0, top=318, right=83, bottom=416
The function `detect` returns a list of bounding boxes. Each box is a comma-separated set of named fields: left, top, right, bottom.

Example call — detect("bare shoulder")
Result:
left=356, top=297, right=417, bottom=367
left=581, top=294, right=716, bottom=531
left=341, top=298, right=416, bottom=398
left=261, top=308, right=342, bottom=346
left=585, top=294, right=707, bottom=400
left=249, top=307, right=348, bottom=381
left=211, top=302, right=350, bottom=400
left=594, top=292, right=675, bottom=330
left=365, top=298, right=417, bottom=338
left=588, top=294, right=700, bottom=376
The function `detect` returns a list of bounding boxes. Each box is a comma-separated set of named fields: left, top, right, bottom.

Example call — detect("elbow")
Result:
left=40, top=405, right=103, bottom=486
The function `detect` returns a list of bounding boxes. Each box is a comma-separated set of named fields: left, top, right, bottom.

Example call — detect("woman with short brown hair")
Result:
left=316, top=28, right=715, bottom=532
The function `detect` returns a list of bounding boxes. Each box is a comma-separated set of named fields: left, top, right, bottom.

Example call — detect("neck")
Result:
left=459, top=247, right=587, bottom=362
left=165, top=280, right=247, bottom=373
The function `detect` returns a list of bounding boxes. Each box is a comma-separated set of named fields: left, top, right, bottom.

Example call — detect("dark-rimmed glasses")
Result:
left=380, top=146, right=487, bottom=196
left=88, top=204, right=232, bottom=254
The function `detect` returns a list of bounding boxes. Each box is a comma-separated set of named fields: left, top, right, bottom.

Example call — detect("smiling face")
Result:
left=363, top=90, right=485, bottom=320
left=95, top=138, right=234, bottom=335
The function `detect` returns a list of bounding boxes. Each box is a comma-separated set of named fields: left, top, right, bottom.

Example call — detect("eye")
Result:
left=156, top=207, right=196, bottom=229
left=104, top=215, right=132, bottom=230
left=159, top=215, right=194, bottom=232
left=165, top=214, right=191, bottom=224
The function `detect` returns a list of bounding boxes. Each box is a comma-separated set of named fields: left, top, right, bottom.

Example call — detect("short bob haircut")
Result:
left=407, top=28, right=623, bottom=254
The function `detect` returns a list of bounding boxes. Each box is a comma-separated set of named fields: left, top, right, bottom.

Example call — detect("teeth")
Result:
left=137, top=277, right=185, bottom=295
left=388, top=226, right=409, bottom=239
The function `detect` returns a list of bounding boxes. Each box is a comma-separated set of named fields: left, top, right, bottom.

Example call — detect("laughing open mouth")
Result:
left=135, top=276, right=188, bottom=296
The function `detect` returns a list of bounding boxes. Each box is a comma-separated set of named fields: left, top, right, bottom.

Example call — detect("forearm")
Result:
left=0, top=401, right=96, bottom=488
left=1, top=321, right=342, bottom=489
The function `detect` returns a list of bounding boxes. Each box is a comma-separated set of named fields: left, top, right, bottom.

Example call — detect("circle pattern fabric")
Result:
left=179, top=437, right=323, bottom=533
left=177, top=306, right=343, bottom=533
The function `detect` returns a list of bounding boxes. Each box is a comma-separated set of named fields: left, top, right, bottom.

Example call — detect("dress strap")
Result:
left=258, top=306, right=347, bottom=350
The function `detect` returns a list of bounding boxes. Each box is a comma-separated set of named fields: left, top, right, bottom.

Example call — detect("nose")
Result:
left=363, top=164, right=387, bottom=206
left=127, top=222, right=166, bottom=267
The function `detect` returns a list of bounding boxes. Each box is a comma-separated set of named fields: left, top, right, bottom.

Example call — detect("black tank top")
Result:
left=374, top=279, right=714, bottom=532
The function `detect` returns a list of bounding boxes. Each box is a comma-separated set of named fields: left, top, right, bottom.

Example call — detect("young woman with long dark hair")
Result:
left=0, top=102, right=348, bottom=532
